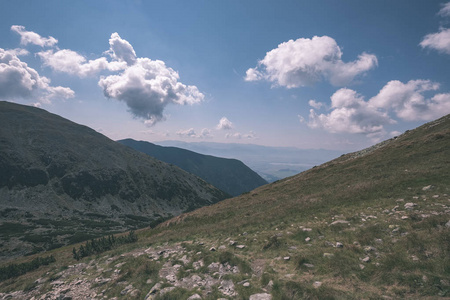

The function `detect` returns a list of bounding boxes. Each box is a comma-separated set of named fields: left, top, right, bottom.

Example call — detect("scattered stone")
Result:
left=193, top=260, right=204, bottom=270
left=249, top=293, right=272, bottom=300
left=218, top=245, right=227, bottom=250
left=422, top=185, right=432, bottom=191
left=159, top=287, right=175, bottom=296
left=329, top=220, right=350, bottom=226
left=187, top=294, right=202, bottom=300
left=303, top=263, right=315, bottom=268
left=359, top=264, right=365, bottom=270
left=445, top=220, right=450, bottom=228
left=336, top=242, right=344, bottom=248
left=432, top=195, right=439, bottom=198
left=313, top=281, right=322, bottom=288
left=283, top=256, right=290, bottom=261
left=209, top=247, right=216, bottom=252
left=243, top=282, right=250, bottom=287
left=121, top=284, right=134, bottom=295
left=323, top=253, right=334, bottom=258
left=375, top=239, right=383, bottom=244
left=411, top=255, right=419, bottom=261
left=305, top=237, right=311, bottom=242
left=404, top=203, right=417, bottom=210
left=303, top=228, right=312, bottom=232
left=364, top=246, right=376, bottom=252
left=236, top=245, right=246, bottom=249
left=362, top=256, right=371, bottom=263
left=145, top=282, right=162, bottom=299
left=401, top=216, right=409, bottom=220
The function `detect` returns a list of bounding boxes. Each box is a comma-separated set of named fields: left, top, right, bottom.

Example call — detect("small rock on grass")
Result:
left=249, top=293, right=272, bottom=300
left=313, top=281, right=322, bottom=288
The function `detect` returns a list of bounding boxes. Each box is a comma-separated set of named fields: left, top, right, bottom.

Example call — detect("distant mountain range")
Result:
left=156, top=140, right=342, bottom=182
left=118, top=139, right=268, bottom=196
left=0, top=101, right=228, bottom=259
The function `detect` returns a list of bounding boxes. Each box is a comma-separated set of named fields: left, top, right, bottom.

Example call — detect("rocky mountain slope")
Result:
left=0, top=101, right=228, bottom=259
left=0, top=113, right=449, bottom=299
left=118, top=139, right=268, bottom=196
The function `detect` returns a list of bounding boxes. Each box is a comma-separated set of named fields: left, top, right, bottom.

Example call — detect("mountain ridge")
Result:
left=118, top=138, right=268, bottom=196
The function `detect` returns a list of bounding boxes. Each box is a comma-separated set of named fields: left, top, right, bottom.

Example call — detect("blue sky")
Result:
left=1, top=0, right=450, bottom=151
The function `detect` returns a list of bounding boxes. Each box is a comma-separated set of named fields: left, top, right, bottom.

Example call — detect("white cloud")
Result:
left=307, top=88, right=393, bottom=137
left=245, top=36, right=377, bottom=88
left=308, top=99, right=324, bottom=109
left=305, top=80, right=450, bottom=140
left=200, top=128, right=213, bottom=138
left=176, top=127, right=213, bottom=139
left=0, top=48, right=74, bottom=103
left=420, top=28, right=450, bottom=55
left=99, top=57, right=204, bottom=125
left=38, top=49, right=126, bottom=77
left=225, top=131, right=256, bottom=140
left=216, top=117, right=233, bottom=130
left=369, top=80, right=445, bottom=121
left=105, top=32, right=137, bottom=66
left=11, top=25, right=58, bottom=47
left=438, top=2, right=450, bottom=17
left=176, top=128, right=197, bottom=138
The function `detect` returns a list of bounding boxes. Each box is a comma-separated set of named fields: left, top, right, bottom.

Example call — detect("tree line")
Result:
left=0, top=255, right=55, bottom=282
left=72, top=230, right=138, bottom=260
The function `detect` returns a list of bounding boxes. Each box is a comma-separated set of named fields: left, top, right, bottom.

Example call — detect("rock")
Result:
left=364, top=246, right=376, bottom=252
left=445, top=220, right=450, bottom=228
left=229, top=240, right=236, bottom=246
left=159, top=287, right=175, bottom=296
left=375, top=239, right=383, bottom=244
left=283, top=256, right=290, bottom=261
left=432, top=195, right=439, bottom=198
left=243, top=282, right=250, bottom=287
left=336, top=242, right=343, bottom=248
left=187, top=294, right=202, bottom=300
left=313, top=281, right=322, bottom=288
left=323, top=253, right=334, bottom=258
left=144, top=283, right=162, bottom=300
left=359, top=264, right=365, bottom=270
left=236, top=245, right=246, bottom=249
left=265, top=280, right=274, bottom=291
left=305, top=237, right=311, bottom=242
left=249, top=293, right=272, bottom=300
left=401, top=216, right=409, bottom=220
left=209, top=247, right=216, bottom=251
left=218, top=279, right=236, bottom=297
left=121, top=284, right=133, bottom=295
left=303, top=263, right=315, bottom=268
left=302, top=228, right=312, bottom=231
left=362, top=256, right=371, bottom=263
left=422, top=185, right=432, bottom=191
left=329, top=220, right=350, bottom=226
left=218, top=245, right=226, bottom=250
left=404, top=202, right=417, bottom=210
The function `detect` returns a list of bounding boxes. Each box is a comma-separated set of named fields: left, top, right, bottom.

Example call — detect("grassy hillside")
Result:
left=118, top=138, right=268, bottom=196
left=1, top=114, right=449, bottom=299
left=0, top=101, right=228, bottom=260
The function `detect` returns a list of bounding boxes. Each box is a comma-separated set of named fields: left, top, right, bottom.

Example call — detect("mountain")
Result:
left=1, top=113, right=449, bottom=299
left=118, top=138, right=268, bottom=196
left=156, top=140, right=342, bottom=182
left=0, top=101, right=228, bottom=259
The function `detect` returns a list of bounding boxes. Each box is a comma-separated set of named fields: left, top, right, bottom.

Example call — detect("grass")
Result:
left=1, top=115, right=450, bottom=299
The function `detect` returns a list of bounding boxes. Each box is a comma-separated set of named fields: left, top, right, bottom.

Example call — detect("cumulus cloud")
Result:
left=11, top=25, right=57, bottom=47
left=38, top=49, right=126, bottom=77
left=307, top=88, right=393, bottom=137
left=369, top=80, right=443, bottom=120
left=175, top=128, right=213, bottom=139
left=245, top=36, right=377, bottom=88
left=0, top=48, right=74, bottom=103
left=304, top=80, right=450, bottom=140
left=176, top=128, right=197, bottom=138
left=438, top=2, right=450, bottom=17
left=216, top=117, right=233, bottom=130
left=420, top=28, right=450, bottom=55
left=99, top=56, right=204, bottom=125
left=308, top=99, right=324, bottom=110
left=30, top=30, right=204, bottom=125
left=105, top=32, right=137, bottom=65
left=226, top=131, right=256, bottom=140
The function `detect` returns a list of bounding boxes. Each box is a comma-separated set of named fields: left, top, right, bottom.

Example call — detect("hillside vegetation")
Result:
left=0, top=114, right=449, bottom=299
left=0, top=101, right=228, bottom=260
left=118, top=138, right=267, bottom=197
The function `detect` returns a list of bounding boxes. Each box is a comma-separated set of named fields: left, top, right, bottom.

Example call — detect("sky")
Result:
left=1, top=0, right=450, bottom=151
